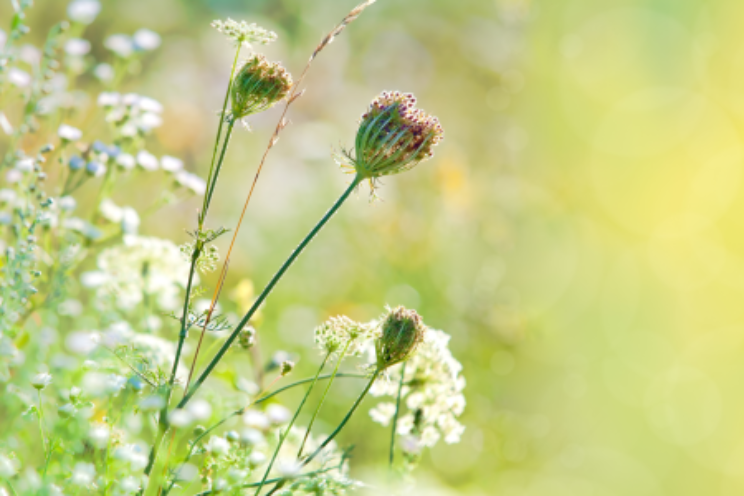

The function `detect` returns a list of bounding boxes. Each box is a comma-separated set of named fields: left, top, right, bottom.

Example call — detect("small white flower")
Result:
left=368, top=402, right=396, bottom=426
left=0, top=454, right=17, bottom=478
left=205, top=436, right=230, bottom=455
left=187, top=399, right=212, bottom=421
left=119, top=476, right=140, bottom=493
left=58, top=196, right=77, bottom=212
left=160, top=155, right=183, bottom=173
left=58, top=124, right=83, bottom=141
left=248, top=451, right=266, bottom=467
left=8, top=68, right=31, bottom=88
left=136, top=150, right=158, bottom=171
left=266, top=404, right=291, bottom=425
left=67, top=0, right=101, bottom=24
left=31, top=372, right=52, bottom=390
left=174, top=463, right=198, bottom=482
left=93, top=63, right=114, bottom=82
left=243, top=410, right=269, bottom=430
left=116, top=153, right=135, bottom=170
left=66, top=331, right=99, bottom=355
left=137, top=112, right=162, bottom=132
left=15, top=158, right=34, bottom=172
left=19, top=45, right=41, bottom=65
left=175, top=171, right=206, bottom=195
left=88, top=423, right=110, bottom=449
left=71, top=462, right=96, bottom=486
left=0, top=189, right=16, bottom=204
left=133, top=29, right=161, bottom=51
left=105, top=34, right=134, bottom=58
left=277, top=460, right=302, bottom=477
left=99, top=199, right=123, bottom=223
left=136, top=96, right=163, bottom=113
left=64, top=38, right=91, bottom=56
left=240, top=428, right=265, bottom=447
left=97, top=91, right=121, bottom=107
left=168, top=409, right=193, bottom=428
left=121, top=207, right=140, bottom=234
left=86, top=160, right=106, bottom=177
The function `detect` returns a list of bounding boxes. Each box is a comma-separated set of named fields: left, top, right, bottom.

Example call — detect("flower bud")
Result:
left=31, top=372, right=52, bottom=390
left=230, top=55, right=292, bottom=120
left=375, top=306, right=426, bottom=370
left=340, top=91, right=444, bottom=181
left=279, top=360, right=294, bottom=377
left=238, top=325, right=255, bottom=349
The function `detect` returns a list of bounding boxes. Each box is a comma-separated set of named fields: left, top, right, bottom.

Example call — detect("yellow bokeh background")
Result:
left=5, top=0, right=744, bottom=493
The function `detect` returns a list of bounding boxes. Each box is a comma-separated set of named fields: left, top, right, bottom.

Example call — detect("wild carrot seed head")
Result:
left=230, top=55, right=293, bottom=119
left=340, top=91, right=444, bottom=181
left=375, top=306, right=426, bottom=371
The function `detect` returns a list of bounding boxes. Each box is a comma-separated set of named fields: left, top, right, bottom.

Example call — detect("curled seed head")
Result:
left=230, top=55, right=293, bottom=119
left=375, top=306, right=426, bottom=371
left=339, top=91, right=444, bottom=182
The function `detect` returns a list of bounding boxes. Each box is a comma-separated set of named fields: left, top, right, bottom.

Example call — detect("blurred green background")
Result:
left=8, top=0, right=744, bottom=494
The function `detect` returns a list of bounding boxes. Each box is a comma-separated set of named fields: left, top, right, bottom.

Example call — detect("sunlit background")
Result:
left=5, top=0, right=744, bottom=494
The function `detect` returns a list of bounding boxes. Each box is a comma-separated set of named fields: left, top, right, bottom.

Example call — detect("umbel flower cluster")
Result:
left=0, top=1, right=464, bottom=495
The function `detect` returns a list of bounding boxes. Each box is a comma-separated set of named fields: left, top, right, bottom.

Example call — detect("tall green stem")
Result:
left=36, top=391, right=47, bottom=454
left=199, top=46, right=242, bottom=229
left=389, top=362, right=407, bottom=466
left=142, top=247, right=200, bottom=480
left=178, top=174, right=363, bottom=409
left=253, top=353, right=331, bottom=495
left=301, top=369, right=380, bottom=469
left=204, top=120, right=236, bottom=214
left=297, top=342, right=350, bottom=458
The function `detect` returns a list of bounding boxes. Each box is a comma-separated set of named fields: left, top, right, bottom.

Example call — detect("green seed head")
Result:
left=238, top=325, right=256, bottom=350
left=375, top=306, right=426, bottom=370
left=230, top=55, right=292, bottom=119
left=339, top=91, right=444, bottom=182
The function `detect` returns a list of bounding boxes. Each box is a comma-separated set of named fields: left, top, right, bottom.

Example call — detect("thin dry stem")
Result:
left=184, top=0, right=377, bottom=390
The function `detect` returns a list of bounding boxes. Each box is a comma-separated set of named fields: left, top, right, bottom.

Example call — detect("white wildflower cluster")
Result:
left=104, top=29, right=161, bottom=58
left=314, top=316, right=378, bottom=358
left=369, top=329, right=466, bottom=451
left=67, top=0, right=101, bottom=25
left=98, top=92, right=164, bottom=137
left=81, top=235, right=195, bottom=311
left=211, top=19, right=278, bottom=48
left=99, top=199, right=140, bottom=234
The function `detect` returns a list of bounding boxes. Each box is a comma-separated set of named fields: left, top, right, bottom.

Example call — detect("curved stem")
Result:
left=253, top=353, right=331, bottom=495
left=297, top=343, right=350, bottom=458
left=389, top=362, right=407, bottom=467
left=178, top=175, right=362, bottom=409
left=301, top=368, right=380, bottom=468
